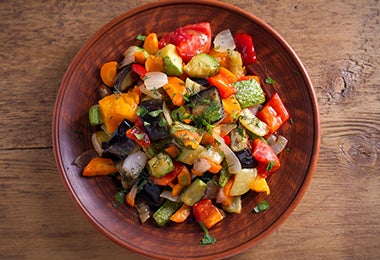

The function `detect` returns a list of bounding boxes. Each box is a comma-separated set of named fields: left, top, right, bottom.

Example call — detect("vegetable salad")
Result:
left=82, top=22, right=290, bottom=244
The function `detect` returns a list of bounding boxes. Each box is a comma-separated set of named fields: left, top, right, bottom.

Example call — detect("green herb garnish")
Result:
left=266, top=160, right=275, bottom=172
left=200, top=223, right=216, bottom=245
left=136, top=107, right=148, bottom=117
left=265, top=76, right=276, bottom=85
left=136, top=34, right=146, bottom=41
left=149, top=109, right=163, bottom=117
left=253, top=200, right=270, bottom=213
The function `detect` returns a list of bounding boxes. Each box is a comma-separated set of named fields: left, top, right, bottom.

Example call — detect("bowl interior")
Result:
left=53, top=1, right=320, bottom=259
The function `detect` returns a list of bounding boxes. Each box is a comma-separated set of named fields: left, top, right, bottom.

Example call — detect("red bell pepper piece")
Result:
left=193, top=198, right=224, bottom=229
left=126, top=118, right=150, bottom=147
left=131, top=63, right=146, bottom=79
left=256, top=93, right=290, bottom=135
left=252, top=138, right=280, bottom=178
left=151, top=161, right=183, bottom=186
left=234, top=33, right=257, bottom=65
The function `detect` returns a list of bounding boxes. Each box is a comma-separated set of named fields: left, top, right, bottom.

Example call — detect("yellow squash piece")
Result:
left=250, top=175, right=270, bottom=195
left=98, top=92, right=139, bottom=133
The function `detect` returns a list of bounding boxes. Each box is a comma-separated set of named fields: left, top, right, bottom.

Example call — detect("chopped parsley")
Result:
left=136, top=34, right=146, bottom=41
left=266, top=160, right=275, bottom=172
left=265, top=76, right=276, bottom=85
left=200, top=223, right=216, bottom=245
left=253, top=200, right=270, bottom=213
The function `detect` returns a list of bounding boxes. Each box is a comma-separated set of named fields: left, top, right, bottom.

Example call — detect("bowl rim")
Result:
left=52, top=0, right=321, bottom=259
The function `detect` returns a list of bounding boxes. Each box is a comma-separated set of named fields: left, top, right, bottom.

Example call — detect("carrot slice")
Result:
left=100, top=61, right=118, bottom=87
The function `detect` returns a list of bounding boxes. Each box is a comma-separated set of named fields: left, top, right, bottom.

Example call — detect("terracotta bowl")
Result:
left=53, top=1, right=320, bottom=259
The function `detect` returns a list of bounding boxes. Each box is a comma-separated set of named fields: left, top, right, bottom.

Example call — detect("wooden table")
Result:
left=1, top=0, right=379, bottom=259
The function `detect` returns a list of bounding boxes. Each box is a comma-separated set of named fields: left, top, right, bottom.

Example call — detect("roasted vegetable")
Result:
left=138, top=99, right=171, bottom=141
left=102, top=119, right=139, bottom=159
left=190, top=87, right=224, bottom=125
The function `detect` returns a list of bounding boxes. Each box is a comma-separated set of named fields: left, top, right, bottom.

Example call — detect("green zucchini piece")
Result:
left=153, top=200, right=182, bottom=226
left=147, top=152, right=174, bottom=178
left=180, top=179, right=207, bottom=206
left=88, top=105, right=103, bottom=126
left=183, top=53, right=220, bottom=78
left=176, top=145, right=205, bottom=165
left=234, top=78, right=265, bottom=108
left=157, top=44, right=183, bottom=76
left=239, top=108, right=269, bottom=136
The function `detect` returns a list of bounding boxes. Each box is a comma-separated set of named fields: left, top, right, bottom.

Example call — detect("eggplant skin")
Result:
left=102, top=119, right=138, bottom=160
left=189, top=86, right=224, bottom=124
left=137, top=182, right=164, bottom=210
left=234, top=148, right=258, bottom=168
left=139, top=99, right=171, bottom=141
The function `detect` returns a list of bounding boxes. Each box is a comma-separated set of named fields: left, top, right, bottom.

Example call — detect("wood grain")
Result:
left=0, top=0, right=379, bottom=259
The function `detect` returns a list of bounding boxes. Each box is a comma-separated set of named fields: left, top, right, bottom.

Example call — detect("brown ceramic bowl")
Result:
left=53, top=1, right=320, bottom=259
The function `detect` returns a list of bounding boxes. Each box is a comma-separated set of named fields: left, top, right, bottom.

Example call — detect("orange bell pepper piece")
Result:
left=163, top=77, right=187, bottom=106
left=193, top=198, right=224, bottom=229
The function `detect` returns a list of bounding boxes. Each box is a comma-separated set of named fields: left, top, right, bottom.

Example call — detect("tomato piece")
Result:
left=159, top=22, right=212, bottom=63
left=223, top=135, right=231, bottom=147
left=252, top=138, right=280, bottom=178
left=193, top=198, right=224, bottom=229
left=256, top=93, right=290, bottom=135
left=126, top=118, right=151, bottom=147
left=234, top=33, right=257, bottom=65
left=151, top=161, right=183, bottom=186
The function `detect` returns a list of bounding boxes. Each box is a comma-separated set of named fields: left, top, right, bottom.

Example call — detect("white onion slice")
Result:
left=162, top=101, right=173, bottom=126
left=135, top=201, right=151, bottom=224
left=270, top=135, right=288, bottom=155
left=138, top=82, right=162, bottom=99
left=193, top=158, right=211, bottom=174
left=160, top=190, right=179, bottom=202
left=213, top=29, right=236, bottom=52
left=144, top=72, right=168, bottom=90
left=266, top=134, right=277, bottom=146
left=122, top=151, right=148, bottom=179
left=213, top=133, right=242, bottom=174
left=120, top=46, right=144, bottom=67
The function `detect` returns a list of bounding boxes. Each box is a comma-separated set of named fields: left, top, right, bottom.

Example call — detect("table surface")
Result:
left=1, top=0, right=379, bottom=259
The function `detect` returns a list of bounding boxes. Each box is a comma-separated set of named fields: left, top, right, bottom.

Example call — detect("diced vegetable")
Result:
left=190, top=87, right=224, bottom=125
left=143, top=32, right=159, bottom=55
left=213, top=29, right=236, bottom=52
left=234, top=148, right=258, bottom=169
left=120, top=46, right=149, bottom=68
left=228, top=50, right=244, bottom=78
left=234, top=33, right=257, bottom=65
left=234, top=78, right=265, bottom=108
left=253, top=200, right=270, bottom=213
left=193, top=198, right=224, bottom=229
left=100, top=61, right=118, bottom=87
left=170, top=203, right=191, bottom=223
left=91, top=131, right=110, bottom=156
left=183, top=53, right=220, bottom=78
left=153, top=200, right=182, bottom=226
left=256, top=92, right=290, bottom=135
left=98, top=92, right=139, bottom=133
left=171, top=121, right=203, bottom=149
left=230, top=127, right=249, bottom=152
left=207, top=69, right=236, bottom=99
left=82, top=157, right=117, bottom=177
left=122, top=151, right=148, bottom=179
left=114, top=65, right=137, bottom=92
left=157, top=44, right=183, bottom=76
left=163, top=77, right=187, bottom=106
left=229, top=168, right=257, bottom=196
left=159, top=22, right=212, bottom=63
left=151, top=161, right=183, bottom=186
left=213, top=134, right=242, bottom=174
left=250, top=175, right=270, bottom=195
left=180, top=179, right=207, bottom=206
left=102, top=119, right=139, bottom=159
left=138, top=99, right=171, bottom=141
left=239, top=108, right=269, bottom=137
left=222, top=196, right=242, bottom=214
left=147, top=152, right=175, bottom=178
left=176, top=145, right=205, bottom=165
left=252, top=138, right=280, bottom=178
left=143, top=71, right=168, bottom=90
left=88, top=104, right=103, bottom=126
